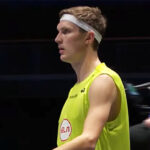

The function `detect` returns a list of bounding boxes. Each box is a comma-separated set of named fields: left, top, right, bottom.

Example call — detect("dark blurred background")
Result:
left=0, top=0, right=150, bottom=149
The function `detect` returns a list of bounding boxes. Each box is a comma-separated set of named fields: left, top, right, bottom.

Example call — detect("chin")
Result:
left=60, top=56, right=71, bottom=63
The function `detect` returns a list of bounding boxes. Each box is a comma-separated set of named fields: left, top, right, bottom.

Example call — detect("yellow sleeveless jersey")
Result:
left=57, top=63, right=130, bottom=150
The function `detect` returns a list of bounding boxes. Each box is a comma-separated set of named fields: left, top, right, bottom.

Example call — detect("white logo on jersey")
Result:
left=60, top=119, right=72, bottom=141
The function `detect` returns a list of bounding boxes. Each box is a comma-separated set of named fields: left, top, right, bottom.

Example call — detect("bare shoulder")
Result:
left=89, top=74, right=118, bottom=105
left=90, top=74, right=117, bottom=94
left=89, top=74, right=120, bottom=121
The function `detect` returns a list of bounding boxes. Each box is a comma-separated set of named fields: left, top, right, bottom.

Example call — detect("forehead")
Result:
left=57, top=20, right=79, bottom=31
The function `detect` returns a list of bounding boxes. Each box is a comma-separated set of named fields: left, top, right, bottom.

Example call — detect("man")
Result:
left=130, top=117, right=150, bottom=150
left=144, top=117, right=150, bottom=128
left=53, top=6, right=130, bottom=150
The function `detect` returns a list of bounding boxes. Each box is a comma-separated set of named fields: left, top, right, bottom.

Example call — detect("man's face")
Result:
left=55, top=21, right=87, bottom=64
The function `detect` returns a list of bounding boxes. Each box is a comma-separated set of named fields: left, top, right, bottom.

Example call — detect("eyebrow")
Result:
left=57, top=25, right=72, bottom=32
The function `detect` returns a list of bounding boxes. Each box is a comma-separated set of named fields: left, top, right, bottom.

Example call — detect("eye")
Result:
left=62, top=28, right=71, bottom=34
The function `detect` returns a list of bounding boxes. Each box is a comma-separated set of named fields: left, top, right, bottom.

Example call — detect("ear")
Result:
left=85, top=31, right=95, bottom=44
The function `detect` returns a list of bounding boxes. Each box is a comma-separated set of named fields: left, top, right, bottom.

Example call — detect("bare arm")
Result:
left=143, top=118, right=150, bottom=128
left=52, top=74, right=120, bottom=150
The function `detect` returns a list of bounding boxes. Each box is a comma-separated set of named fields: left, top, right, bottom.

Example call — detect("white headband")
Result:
left=60, top=14, right=102, bottom=43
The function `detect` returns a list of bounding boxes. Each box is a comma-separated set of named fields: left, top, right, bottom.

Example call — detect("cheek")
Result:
left=64, top=38, right=76, bottom=49
left=67, top=37, right=83, bottom=47
left=65, top=33, right=81, bottom=42
left=64, top=34, right=85, bottom=51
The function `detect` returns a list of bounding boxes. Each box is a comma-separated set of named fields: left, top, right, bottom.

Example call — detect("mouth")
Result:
left=59, top=49, right=65, bottom=55
left=58, top=46, right=65, bottom=54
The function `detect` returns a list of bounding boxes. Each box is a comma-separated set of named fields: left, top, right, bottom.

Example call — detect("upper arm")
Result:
left=82, top=74, right=119, bottom=143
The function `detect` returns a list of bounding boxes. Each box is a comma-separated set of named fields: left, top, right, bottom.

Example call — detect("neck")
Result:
left=71, top=51, right=101, bottom=83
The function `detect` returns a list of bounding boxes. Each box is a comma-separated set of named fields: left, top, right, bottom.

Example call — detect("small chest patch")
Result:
left=60, top=119, right=72, bottom=141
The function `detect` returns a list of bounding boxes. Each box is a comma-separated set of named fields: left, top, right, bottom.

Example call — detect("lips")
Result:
left=58, top=46, right=65, bottom=54
left=59, top=49, right=64, bottom=54
left=59, top=49, right=65, bottom=55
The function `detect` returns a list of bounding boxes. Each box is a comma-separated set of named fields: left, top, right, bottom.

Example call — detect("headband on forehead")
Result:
left=60, top=14, right=102, bottom=43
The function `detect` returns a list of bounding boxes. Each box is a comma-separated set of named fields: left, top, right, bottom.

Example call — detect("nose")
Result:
left=55, top=32, right=62, bottom=44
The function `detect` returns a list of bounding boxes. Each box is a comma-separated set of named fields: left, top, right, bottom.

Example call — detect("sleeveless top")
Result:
left=57, top=63, right=130, bottom=150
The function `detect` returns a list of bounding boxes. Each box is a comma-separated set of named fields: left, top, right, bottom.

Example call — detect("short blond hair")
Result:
left=59, top=6, right=107, bottom=50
